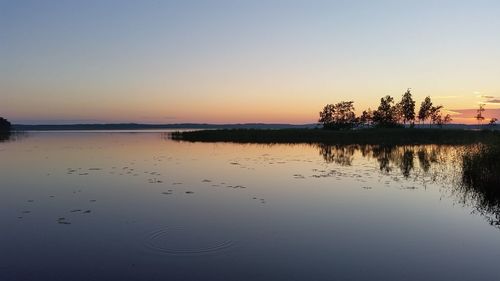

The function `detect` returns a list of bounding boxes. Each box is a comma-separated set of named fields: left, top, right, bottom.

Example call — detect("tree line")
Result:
left=319, top=89, right=453, bottom=130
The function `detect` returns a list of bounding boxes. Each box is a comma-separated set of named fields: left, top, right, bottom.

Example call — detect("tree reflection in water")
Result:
left=460, top=144, right=500, bottom=228
left=316, top=144, right=453, bottom=178
left=0, top=132, right=12, bottom=142
left=316, top=143, right=500, bottom=229
left=316, top=144, right=356, bottom=166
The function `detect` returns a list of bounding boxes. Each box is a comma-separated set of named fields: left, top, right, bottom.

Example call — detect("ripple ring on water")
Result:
left=145, top=227, right=234, bottom=255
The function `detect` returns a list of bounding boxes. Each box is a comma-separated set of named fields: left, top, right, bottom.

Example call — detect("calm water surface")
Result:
left=1, top=131, right=499, bottom=281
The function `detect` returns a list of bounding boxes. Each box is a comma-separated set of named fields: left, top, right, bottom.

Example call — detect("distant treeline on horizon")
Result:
left=12, top=123, right=316, bottom=131
left=4, top=89, right=497, bottom=131
left=10, top=123, right=499, bottom=131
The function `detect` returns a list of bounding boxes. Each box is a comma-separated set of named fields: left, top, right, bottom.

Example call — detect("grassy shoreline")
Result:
left=171, top=128, right=500, bottom=145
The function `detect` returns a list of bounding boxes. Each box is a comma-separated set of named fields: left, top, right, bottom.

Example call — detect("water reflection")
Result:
left=316, top=143, right=500, bottom=228
left=0, top=132, right=27, bottom=143
left=316, top=144, right=452, bottom=177
left=0, top=132, right=11, bottom=142
left=2, top=132, right=500, bottom=280
left=316, top=144, right=356, bottom=166
left=460, top=145, right=500, bottom=228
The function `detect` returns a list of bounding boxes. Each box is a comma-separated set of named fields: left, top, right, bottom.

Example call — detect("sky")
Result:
left=1, top=0, right=499, bottom=124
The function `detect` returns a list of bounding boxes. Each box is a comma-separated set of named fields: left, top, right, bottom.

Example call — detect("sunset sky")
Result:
left=1, top=0, right=499, bottom=124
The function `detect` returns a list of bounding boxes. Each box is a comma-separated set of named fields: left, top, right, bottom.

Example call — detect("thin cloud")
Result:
left=433, top=95, right=459, bottom=99
left=476, top=94, right=498, bottom=100
left=474, top=92, right=496, bottom=98
left=443, top=109, right=462, bottom=116
left=486, top=99, right=500, bottom=104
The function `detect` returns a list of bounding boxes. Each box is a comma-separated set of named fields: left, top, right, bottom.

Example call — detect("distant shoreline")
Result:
left=171, top=128, right=500, bottom=145
left=12, top=123, right=498, bottom=131
left=12, top=123, right=317, bottom=131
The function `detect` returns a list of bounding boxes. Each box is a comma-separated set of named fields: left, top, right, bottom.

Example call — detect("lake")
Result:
left=1, top=131, right=499, bottom=281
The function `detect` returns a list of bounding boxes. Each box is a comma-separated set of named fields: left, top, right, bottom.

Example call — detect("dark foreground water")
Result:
left=1, top=131, right=499, bottom=281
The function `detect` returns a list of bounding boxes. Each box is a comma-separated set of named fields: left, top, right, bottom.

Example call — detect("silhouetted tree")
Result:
left=437, top=114, right=452, bottom=127
left=489, top=118, right=498, bottom=127
left=399, top=89, right=416, bottom=126
left=359, top=109, right=373, bottom=126
left=476, top=104, right=485, bottom=125
left=372, top=95, right=400, bottom=127
left=320, top=93, right=453, bottom=130
left=319, top=104, right=335, bottom=127
left=318, top=101, right=357, bottom=130
left=427, top=105, right=451, bottom=128
left=429, top=105, right=443, bottom=127
left=0, top=117, right=11, bottom=132
left=418, top=96, right=433, bottom=125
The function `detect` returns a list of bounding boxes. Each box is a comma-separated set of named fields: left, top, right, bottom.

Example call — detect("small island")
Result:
left=171, top=128, right=500, bottom=145
left=172, top=90, right=499, bottom=145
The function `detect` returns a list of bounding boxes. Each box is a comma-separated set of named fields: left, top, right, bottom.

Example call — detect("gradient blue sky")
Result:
left=1, top=0, right=499, bottom=124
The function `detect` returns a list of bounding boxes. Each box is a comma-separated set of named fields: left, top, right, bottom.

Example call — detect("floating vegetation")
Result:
left=252, top=197, right=266, bottom=204
left=311, top=169, right=348, bottom=178
left=148, top=178, right=163, bottom=184
left=57, top=217, right=71, bottom=224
